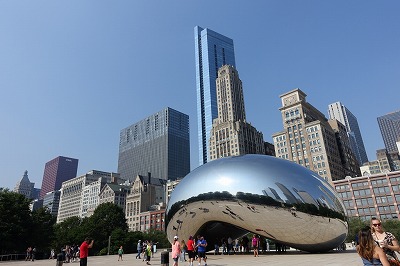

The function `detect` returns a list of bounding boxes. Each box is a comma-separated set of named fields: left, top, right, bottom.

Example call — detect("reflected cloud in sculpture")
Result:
left=166, top=155, right=347, bottom=252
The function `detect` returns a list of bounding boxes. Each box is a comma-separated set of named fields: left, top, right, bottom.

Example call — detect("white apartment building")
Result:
left=57, top=170, right=120, bottom=223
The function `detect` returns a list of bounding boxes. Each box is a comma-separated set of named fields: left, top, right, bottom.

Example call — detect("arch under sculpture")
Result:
left=166, top=155, right=348, bottom=252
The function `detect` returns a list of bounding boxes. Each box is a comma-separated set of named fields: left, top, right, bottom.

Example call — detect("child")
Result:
left=118, top=246, right=124, bottom=261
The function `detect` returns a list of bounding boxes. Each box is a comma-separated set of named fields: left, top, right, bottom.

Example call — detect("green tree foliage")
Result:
left=0, top=189, right=32, bottom=254
left=381, top=219, right=400, bottom=240
left=85, top=202, right=128, bottom=254
left=53, top=216, right=89, bottom=250
left=346, top=217, right=368, bottom=243
left=30, top=207, right=56, bottom=254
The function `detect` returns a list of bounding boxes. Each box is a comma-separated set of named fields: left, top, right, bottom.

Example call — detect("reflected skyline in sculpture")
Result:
left=166, top=155, right=348, bottom=252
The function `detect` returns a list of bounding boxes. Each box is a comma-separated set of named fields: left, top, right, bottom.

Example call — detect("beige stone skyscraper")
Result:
left=209, top=65, right=264, bottom=160
left=272, top=88, right=359, bottom=183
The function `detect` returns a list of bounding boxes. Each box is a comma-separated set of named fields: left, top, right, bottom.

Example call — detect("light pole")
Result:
left=107, top=236, right=111, bottom=255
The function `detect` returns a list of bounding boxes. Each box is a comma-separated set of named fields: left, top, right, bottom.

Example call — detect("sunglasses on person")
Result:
left=372, top=223, right=382, bottom=227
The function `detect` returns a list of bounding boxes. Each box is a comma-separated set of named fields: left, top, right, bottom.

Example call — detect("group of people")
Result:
left=356, top=217, right=400, bottom=266
left=212, top=235, right=275, bottom=255
left=172, top=235, right=208, bottom=266
left=25, top=246, right=36, bottom=261
left=135, top=239, right=156, bottom=265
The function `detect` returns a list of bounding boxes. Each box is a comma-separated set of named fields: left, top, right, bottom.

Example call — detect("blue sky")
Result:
left=1, top=1, right=399, bottom=190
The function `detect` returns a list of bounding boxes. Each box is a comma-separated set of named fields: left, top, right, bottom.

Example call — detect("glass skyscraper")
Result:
left=118, top=107, right=190, bottom=181
left=39, top=156, right=78, bottom=199
left=328, top=102, right=368, bottom=165
left=194, top=26, right=236, bottom=165
left=377, top=110, right=400, bottom=153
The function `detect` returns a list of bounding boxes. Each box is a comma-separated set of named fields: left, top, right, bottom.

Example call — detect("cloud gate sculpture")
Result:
left=166, top=155, right=348, bottom=252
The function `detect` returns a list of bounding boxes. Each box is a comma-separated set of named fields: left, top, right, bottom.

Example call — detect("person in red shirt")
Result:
left=79, top=237, right=94, bottom=266
left=186, top=236, right=195, bottom=266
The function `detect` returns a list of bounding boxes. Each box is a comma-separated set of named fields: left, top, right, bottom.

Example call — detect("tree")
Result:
left=30, top=207, right=56, bottom=256
left=86, top=203, right=128, bottom=255
left=0, top=189, right=32, bottom=254
left=346, top=217, right=367, bottom=243
left=53, top=216, right=88, bottom=250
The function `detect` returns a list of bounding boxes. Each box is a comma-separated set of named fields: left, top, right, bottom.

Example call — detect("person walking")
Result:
left=172, top=236, right=181, bottom=266
left=118, top=246, right=124, bottom=261
left=196, top=235, right=207, bottom=266
left=180, top=239, right=187, bottom=262
left=371, top=217, right=400, bottom=265
left=136, top=240, right=142, bottom=259
left=252, top=234, right=260, bottom=257
left=145, top=241, right=152, bottom=265
left=79, top=237, right=94, bottom=266
left=357, top=226, right=389, bottom=266
left=186, top=236, right=195, bottom=266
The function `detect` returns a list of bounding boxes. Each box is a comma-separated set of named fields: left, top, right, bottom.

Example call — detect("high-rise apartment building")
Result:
left=209, top=65, right=264, bottom=160
left=118, top=107, right=190, bottom=181
left=194, top=26, right=236, bottom=165
left=272, top=89, right=360, bottom=183
left=39, top=156, right=78, bottom=199
left=377, top=110, right=400, bottom=154
left=328, top=102, right=368, bottom=165
left=14, top=170, right=35, bottom=199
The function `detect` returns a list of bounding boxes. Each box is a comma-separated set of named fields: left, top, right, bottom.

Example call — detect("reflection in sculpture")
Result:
left=166, top=155, right=348, bottom=252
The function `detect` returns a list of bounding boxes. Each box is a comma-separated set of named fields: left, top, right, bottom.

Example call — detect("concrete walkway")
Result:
left=0, top=250, right=364, bottom=266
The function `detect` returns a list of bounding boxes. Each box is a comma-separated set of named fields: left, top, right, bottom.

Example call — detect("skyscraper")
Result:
left=39, top=156, right=78, bottom=199
left=118, top=107, right=190, bottom=181
left=377, top=110, right=400, bottom=154
left=14, top=170, right=35, bottom=199
left=209, top=65, right=265, bottom=160
left=194, top=26, right=236, bottom=165
left=328, top=102, right=368, bottom=165
left=272, top=89, right=360, bottom=183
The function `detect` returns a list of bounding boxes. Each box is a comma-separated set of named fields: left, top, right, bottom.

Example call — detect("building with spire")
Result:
left=209, top=65, right=264, bottom=160
left=14, top=170, right=35, bottom=199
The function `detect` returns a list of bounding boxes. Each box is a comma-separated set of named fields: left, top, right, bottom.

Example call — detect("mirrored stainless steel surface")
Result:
left=166, top=155, right=347, bottom=252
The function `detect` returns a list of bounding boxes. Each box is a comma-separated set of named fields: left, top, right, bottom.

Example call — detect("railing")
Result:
left=0, top=253, right=26, bottom=261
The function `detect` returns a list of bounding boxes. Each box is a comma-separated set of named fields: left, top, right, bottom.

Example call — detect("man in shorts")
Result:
left=196, top=235, right=207, bottom=266
left=186, top=236, right=195, bottom=266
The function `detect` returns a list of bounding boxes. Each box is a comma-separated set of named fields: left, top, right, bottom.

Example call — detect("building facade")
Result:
left=56, top=170, right=119, bottom=223
left=43, top=190, right=61, bottom=216
left=328, top=102, right=368, bottom=165
left=209, top=65, right=264, bottom=160
left=39, top=156, right=78, bottom=199
left=118, top=107, right=190, bottom=182
left=361, top=149, right=400, bottom=175
left=195, top=26, right=236, bottom=165
left=125, top=174, right=166, bottom=231
left=328, top=119, right=361, bottom=178
left=98, top=183, right=130, bottom=212
left=14, top=170, right=35, bottom=199
left=377, top=110, right=400, bottom=154
left=139, top=207, right=166, bottom=232
left=272, top=89, right=359, bottom=183
left=333, top=170, right=400, bottom=221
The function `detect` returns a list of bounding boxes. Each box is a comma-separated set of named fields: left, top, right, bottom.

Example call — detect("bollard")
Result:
left=56, top=253, right=63, bottom=266
left=160, top=251, right=169, bottom=266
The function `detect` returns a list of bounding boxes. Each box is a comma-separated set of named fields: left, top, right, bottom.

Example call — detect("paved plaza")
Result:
left=0, top=250, right=364, bottom=266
